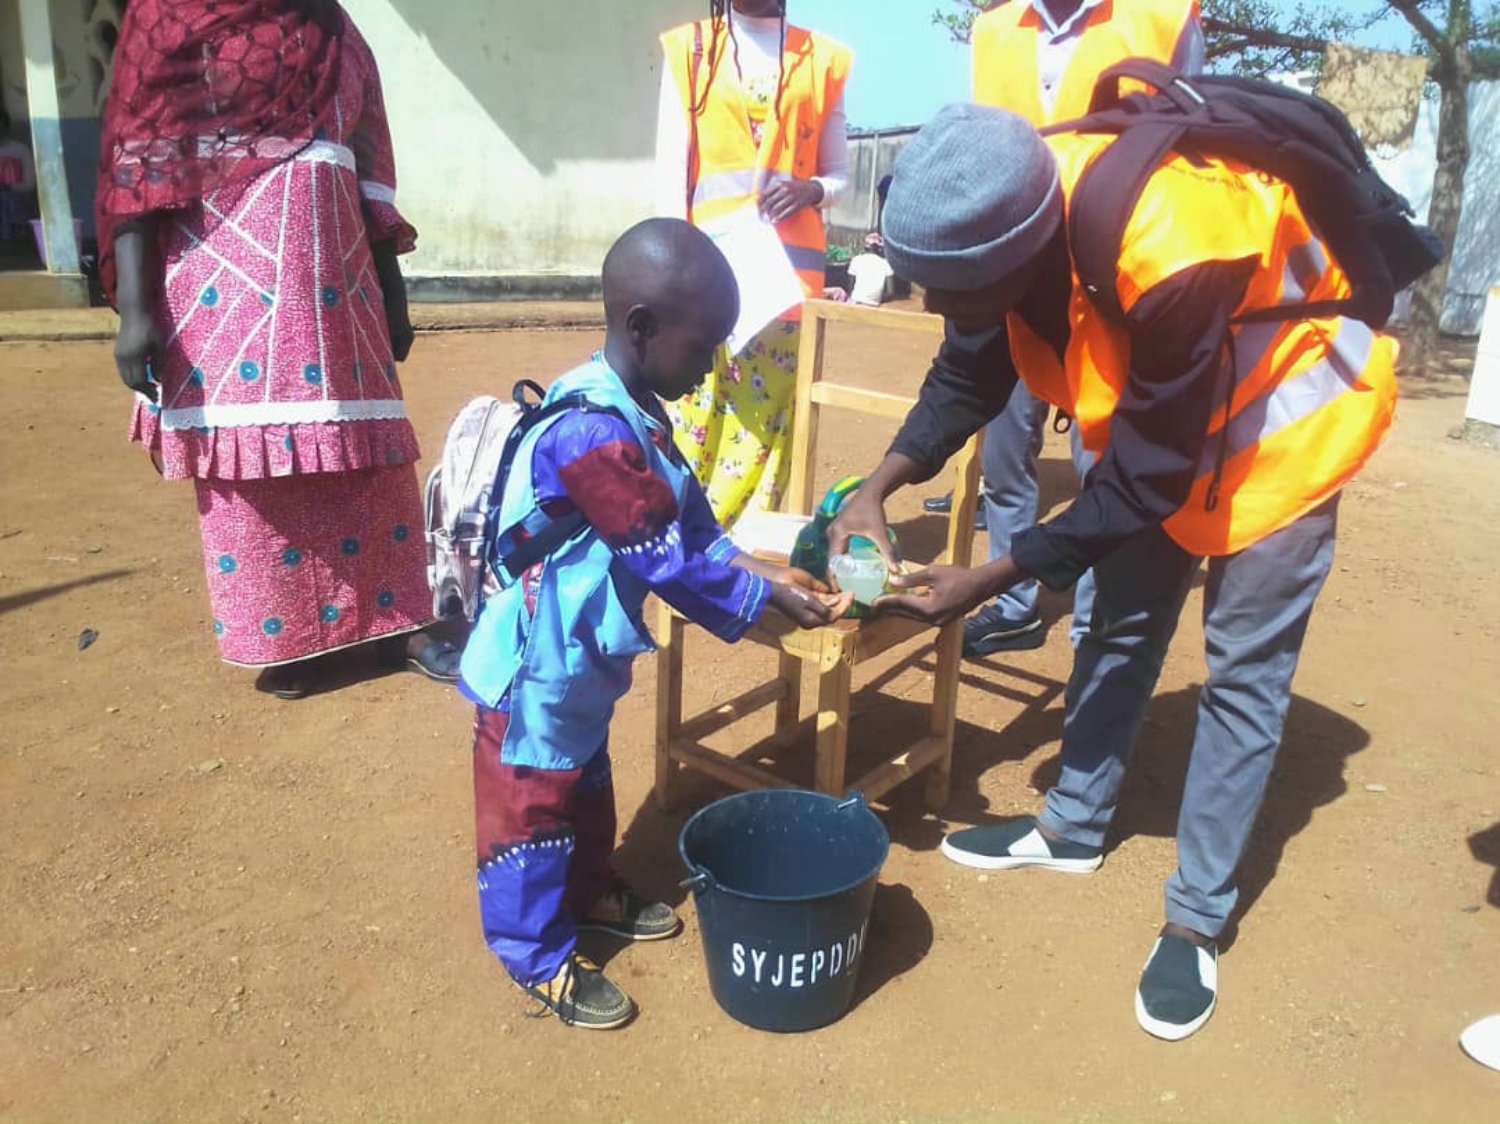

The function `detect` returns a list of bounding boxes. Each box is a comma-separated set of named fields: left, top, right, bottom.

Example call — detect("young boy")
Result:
left=459, top=217, right=851, bottom=1030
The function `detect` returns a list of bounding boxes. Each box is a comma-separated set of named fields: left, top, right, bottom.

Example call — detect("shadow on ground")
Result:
left=1026, top=689, right=1370, bottom=948
left=1469, top=822, right=1500, bottom=908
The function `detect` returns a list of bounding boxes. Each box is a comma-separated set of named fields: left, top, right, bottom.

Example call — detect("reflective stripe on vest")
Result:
left=1005, top=131, right=1397, bottom=557
left=1204, top=319, right=1375, bottom=477
left=662, top=20, right=853, bottom=306
left=972, top=0, right=1199, bottom=125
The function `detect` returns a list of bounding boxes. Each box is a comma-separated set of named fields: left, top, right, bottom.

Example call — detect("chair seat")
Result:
left=747, top=606, right=934, bottom=666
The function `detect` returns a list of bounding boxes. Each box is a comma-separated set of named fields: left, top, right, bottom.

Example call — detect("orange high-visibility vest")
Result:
left=973, top=0, right=1200, bottom=125
left=1006, top=131, right=1398, bottom=557
left=662, top=19, right=853, bottom=306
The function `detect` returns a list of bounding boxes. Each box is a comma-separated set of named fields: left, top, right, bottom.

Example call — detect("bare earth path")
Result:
left=2, top=327, right=1497, bottom=1123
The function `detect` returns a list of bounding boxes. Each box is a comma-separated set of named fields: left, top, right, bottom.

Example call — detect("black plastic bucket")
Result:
left=679, top=789, right=889, bottom=1033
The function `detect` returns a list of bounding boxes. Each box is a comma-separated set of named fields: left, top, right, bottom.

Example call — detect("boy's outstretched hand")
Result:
left=729, top=557, right=852, bottom=627
left=769, top=583, right=854, bottom=629
left=756, top=564, right=830, bottom=594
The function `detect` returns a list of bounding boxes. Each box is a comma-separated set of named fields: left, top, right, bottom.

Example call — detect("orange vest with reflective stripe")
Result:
left=661, top=20, right=853, bottom=306
left=1006, top=131, right=1398, bottom=557
left=973, top=0, right=1199, bottom=125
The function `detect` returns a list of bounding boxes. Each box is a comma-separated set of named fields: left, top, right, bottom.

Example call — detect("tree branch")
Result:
left=1387, top=0, right=1455, bottom=65
left=1202, top=17, right=1330, bottom=58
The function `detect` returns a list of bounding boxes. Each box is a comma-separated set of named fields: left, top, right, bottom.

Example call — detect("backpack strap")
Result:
left=1086, top=58, right=1206, bottom=115
left=484, top=387, right=630, bottom=583
left=1042, top=62, right=1206, bottom=324
left=1062, top=117, right=1189, bottom=323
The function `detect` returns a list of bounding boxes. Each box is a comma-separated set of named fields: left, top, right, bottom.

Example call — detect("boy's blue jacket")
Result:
left=459, top=356, right=766, bottom=769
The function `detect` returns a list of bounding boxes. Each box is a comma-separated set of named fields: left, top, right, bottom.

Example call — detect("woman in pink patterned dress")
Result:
left=98, top=0, right=458, bottom=698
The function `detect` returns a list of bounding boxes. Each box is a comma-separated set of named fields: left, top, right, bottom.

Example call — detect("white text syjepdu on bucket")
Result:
left=729, top=920, right=870, bottom=989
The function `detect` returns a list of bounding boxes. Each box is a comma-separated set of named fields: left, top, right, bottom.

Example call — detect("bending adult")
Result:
left=99, top=0, right=458, bottom=699
left=832, top=105, right=1397, bottom=1040
left=933, top=0, right=1204, bottom=659
left=656, top=0, right=853, bottom=527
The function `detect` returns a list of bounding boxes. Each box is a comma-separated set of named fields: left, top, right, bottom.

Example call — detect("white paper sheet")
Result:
left=705, top=208, right=806, bottom=356
left=1466, top=287, right=1500, bottom=426
left=729, top=512, right=813, bottom=559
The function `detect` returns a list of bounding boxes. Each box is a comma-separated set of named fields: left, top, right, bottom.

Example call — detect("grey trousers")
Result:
left=982, top=379, right=1097, bottom=644
left=1037, top=497, right=1340, bottom=937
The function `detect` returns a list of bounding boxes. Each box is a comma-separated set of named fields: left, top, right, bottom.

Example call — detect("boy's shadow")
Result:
left=1026, top=688, right=1370, bottom=950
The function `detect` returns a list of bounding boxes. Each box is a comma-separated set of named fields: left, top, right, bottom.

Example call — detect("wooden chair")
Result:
left=655, top=300, right=982, bottom=809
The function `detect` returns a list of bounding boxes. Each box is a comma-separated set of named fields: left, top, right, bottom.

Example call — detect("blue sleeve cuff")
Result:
left=716, top=571, right=771, bottom=642
left=705, top=532, right=742, bottom=566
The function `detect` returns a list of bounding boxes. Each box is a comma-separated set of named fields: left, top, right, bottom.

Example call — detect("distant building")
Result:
left=0, top=0, right=699, bottom=309
left=827, top=125, right=918, bottom=248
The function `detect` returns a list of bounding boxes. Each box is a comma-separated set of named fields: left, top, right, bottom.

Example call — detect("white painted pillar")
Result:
left=19, top=0, right=81, bottom=275
left=1466, top=288, right=1500, bottom=429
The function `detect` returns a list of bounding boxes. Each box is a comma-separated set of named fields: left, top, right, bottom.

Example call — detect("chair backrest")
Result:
left=787, top=299, right=983, bottom=568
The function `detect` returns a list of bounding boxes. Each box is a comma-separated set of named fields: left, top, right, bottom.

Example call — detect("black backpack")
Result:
left=1042, top=58, right=1445, bottom=329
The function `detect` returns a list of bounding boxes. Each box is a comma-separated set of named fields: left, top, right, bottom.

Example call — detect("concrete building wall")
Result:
left=346, top=0, right=700, bottom=298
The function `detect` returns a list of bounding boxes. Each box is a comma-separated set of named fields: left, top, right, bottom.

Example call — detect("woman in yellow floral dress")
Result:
left=656, top=0, right=853, bottom=527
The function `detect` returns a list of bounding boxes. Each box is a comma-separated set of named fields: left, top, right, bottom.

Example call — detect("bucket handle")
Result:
left=681, top=793, right=867, bottom=892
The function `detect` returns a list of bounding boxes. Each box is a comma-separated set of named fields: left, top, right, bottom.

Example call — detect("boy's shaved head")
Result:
left=602, top=218, right=739, bottom=339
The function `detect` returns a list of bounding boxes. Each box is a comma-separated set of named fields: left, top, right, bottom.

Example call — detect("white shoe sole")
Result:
left=1460, top=1015, right=1500, bottom=1070
left=1135, top=988, right=1217, bottom=1041
left=939, top=836, right=1102, bottom=873
left=576, top=918, right=683, bottom=942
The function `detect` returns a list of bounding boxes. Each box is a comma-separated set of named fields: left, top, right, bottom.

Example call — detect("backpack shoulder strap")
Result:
left=1065, top=119, right=1189, bottom=323
left=485, top=388, right=631, bottom=582
left=1086, top=57, right=1206, bottom=115
left=1043, top=62, right=1207, bottom=323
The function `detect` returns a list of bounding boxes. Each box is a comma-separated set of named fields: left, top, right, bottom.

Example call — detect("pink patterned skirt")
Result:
left=194, top=465, right=431, bottom=667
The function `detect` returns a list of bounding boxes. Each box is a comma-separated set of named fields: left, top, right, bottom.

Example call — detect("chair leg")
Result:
left=814, top=642, right=853, bottom=796
left=774, top=650, right=802, bottom=748
left=654, top=606, right=687, bottom=809
left=925, top=623, right=963, bottom=810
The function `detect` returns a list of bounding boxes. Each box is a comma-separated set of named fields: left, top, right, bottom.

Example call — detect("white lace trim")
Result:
left=293, top=140, right=356, bottom=172
left=359, top=180, right=397, bottom=204
left=155, top=398, right=409, bottom=431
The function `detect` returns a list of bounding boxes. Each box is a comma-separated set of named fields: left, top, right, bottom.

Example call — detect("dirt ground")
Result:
left=2, top=324, right=1498, bottom=1124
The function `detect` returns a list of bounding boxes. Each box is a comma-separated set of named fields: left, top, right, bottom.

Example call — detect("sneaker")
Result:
left=1135, top=932, right=1219, bottom=1041
left=963, top=604, right=1044, bottom=657
left=924, top=492, right=954, bottom=514
left=940, top=816, right=1103, bottom=873
left=578, top=881, right=681, bottom=941
left=922, top=491, right=987, bottom=531
left=519, top=952, right=635, bottom=1030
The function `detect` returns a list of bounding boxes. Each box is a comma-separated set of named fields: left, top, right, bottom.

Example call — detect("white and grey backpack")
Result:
left=423, top=380, right=616, bottom=621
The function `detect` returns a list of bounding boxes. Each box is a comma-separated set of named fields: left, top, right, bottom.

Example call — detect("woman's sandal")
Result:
left=255, top=664, right=313, bottom=701
left=379, top=635, right=461, bottom=684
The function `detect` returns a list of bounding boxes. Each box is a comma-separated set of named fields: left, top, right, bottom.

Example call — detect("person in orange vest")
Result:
left=831, top=105, right=1397, bottom=1040
left=932, top=0, right=1204, bottom=659
left=656, top=0, right=854, bottom=528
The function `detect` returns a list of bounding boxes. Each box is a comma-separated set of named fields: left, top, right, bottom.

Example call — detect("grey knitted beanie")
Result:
left=882, top=104, right=1063, bottom=292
